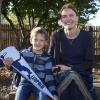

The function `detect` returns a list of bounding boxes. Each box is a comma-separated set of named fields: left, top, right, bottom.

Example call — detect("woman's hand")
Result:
left=53, top=64, right=71, bottom=74
left=56, top=65, right=71, bottom=72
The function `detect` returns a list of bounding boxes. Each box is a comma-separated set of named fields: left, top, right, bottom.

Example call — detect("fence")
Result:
left=0, top=24, right=18, bottom=50
left=0, top=24, right=31, bottom=50
left=93, top=26, right=100, bottom=55
left=0, top=24, right=100, bottom=55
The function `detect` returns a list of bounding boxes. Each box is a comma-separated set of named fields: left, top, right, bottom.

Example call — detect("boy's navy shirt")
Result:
left=17, top=46, right=56, bottom=95
left=0, top=59, right=4, bottom=67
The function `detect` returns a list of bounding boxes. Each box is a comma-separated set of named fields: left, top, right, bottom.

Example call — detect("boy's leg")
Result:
left=32, top=86, right=48, bottom=100
left=39, top=92, right=48, bottom=100
left=15, top=85, right=31, bottom=100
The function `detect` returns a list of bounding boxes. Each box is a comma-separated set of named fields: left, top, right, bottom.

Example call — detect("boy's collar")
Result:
left=28, top=46, right=47, bottom=56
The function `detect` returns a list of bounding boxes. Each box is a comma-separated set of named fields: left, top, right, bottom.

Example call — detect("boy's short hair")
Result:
left=30, top=27, right=48, bottom=40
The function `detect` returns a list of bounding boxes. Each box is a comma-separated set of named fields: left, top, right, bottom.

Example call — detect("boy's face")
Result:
left=30, top=33, right=47, bottom=52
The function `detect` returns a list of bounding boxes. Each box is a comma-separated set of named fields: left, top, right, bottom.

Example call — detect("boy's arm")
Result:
left=0, top=59, right=4, bottom=67
left=45, top=57, right=57, bottom=96
left=2, top=57, right=13, bottom=70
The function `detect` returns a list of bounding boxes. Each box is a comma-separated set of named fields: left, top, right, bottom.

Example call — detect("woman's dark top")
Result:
left=49, top=28, right=94, bottom=90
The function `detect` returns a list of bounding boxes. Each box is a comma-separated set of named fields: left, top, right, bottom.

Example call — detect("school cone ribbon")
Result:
left=0, top=46, right=56, bottom=100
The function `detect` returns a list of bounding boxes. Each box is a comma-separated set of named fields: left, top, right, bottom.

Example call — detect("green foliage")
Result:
left=2, top=0, right=100, bottom=29
left=1, top=0, right=100, bottom=48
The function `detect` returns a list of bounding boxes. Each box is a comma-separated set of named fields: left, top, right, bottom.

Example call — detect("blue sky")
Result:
left=88, top=9, right=100, bottom=26
left=88, top=1, right=100, bottom=26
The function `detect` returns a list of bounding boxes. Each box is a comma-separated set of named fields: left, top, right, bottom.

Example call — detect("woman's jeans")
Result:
left=15, top=84, right=48, bottom=100
left=55, top=70, right=97, bottom=100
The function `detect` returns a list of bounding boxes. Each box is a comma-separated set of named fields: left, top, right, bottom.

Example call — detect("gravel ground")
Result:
left=0, top=68, right=13, bottom=99
left=0, top=67, right=100, bottom=99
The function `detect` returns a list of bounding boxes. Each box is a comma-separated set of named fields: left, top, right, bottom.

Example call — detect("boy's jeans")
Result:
left=15, top=84, right=48, bottom=100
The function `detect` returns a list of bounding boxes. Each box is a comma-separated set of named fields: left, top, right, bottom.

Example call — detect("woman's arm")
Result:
left=72, top=31, right=94, bottom=71
left=48, top=32, right=56, bottom=57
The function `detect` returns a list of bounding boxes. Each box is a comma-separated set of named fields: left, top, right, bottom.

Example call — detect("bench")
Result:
left=8, top=92, right=52, bottom=100
left=94, top=83, right=100, bottom=100
left=93, top=55, right=100, bottom=73
left=8, top=92, right=34, bottom=100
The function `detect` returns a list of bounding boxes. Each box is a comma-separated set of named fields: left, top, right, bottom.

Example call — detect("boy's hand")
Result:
left=3, top=57, right=13, bottom=69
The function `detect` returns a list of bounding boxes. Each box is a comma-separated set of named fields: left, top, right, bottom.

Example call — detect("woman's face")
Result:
left=60, top=8, right=78, bottom=30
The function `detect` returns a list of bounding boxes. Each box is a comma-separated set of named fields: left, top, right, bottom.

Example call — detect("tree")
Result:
left=1, top=0, right=100, bottom=49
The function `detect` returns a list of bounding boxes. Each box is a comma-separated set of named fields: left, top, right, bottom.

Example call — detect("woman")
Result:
left=49, top=3, right=96, bottom=100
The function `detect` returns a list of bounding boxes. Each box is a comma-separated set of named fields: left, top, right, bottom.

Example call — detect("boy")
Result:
left=3, top=27, right=57, bottom=100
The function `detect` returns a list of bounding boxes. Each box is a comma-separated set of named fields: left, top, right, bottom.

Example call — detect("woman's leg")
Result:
left=57, top=71, right=93, bottom=100
left=60, top=80, right=86, bottom=100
